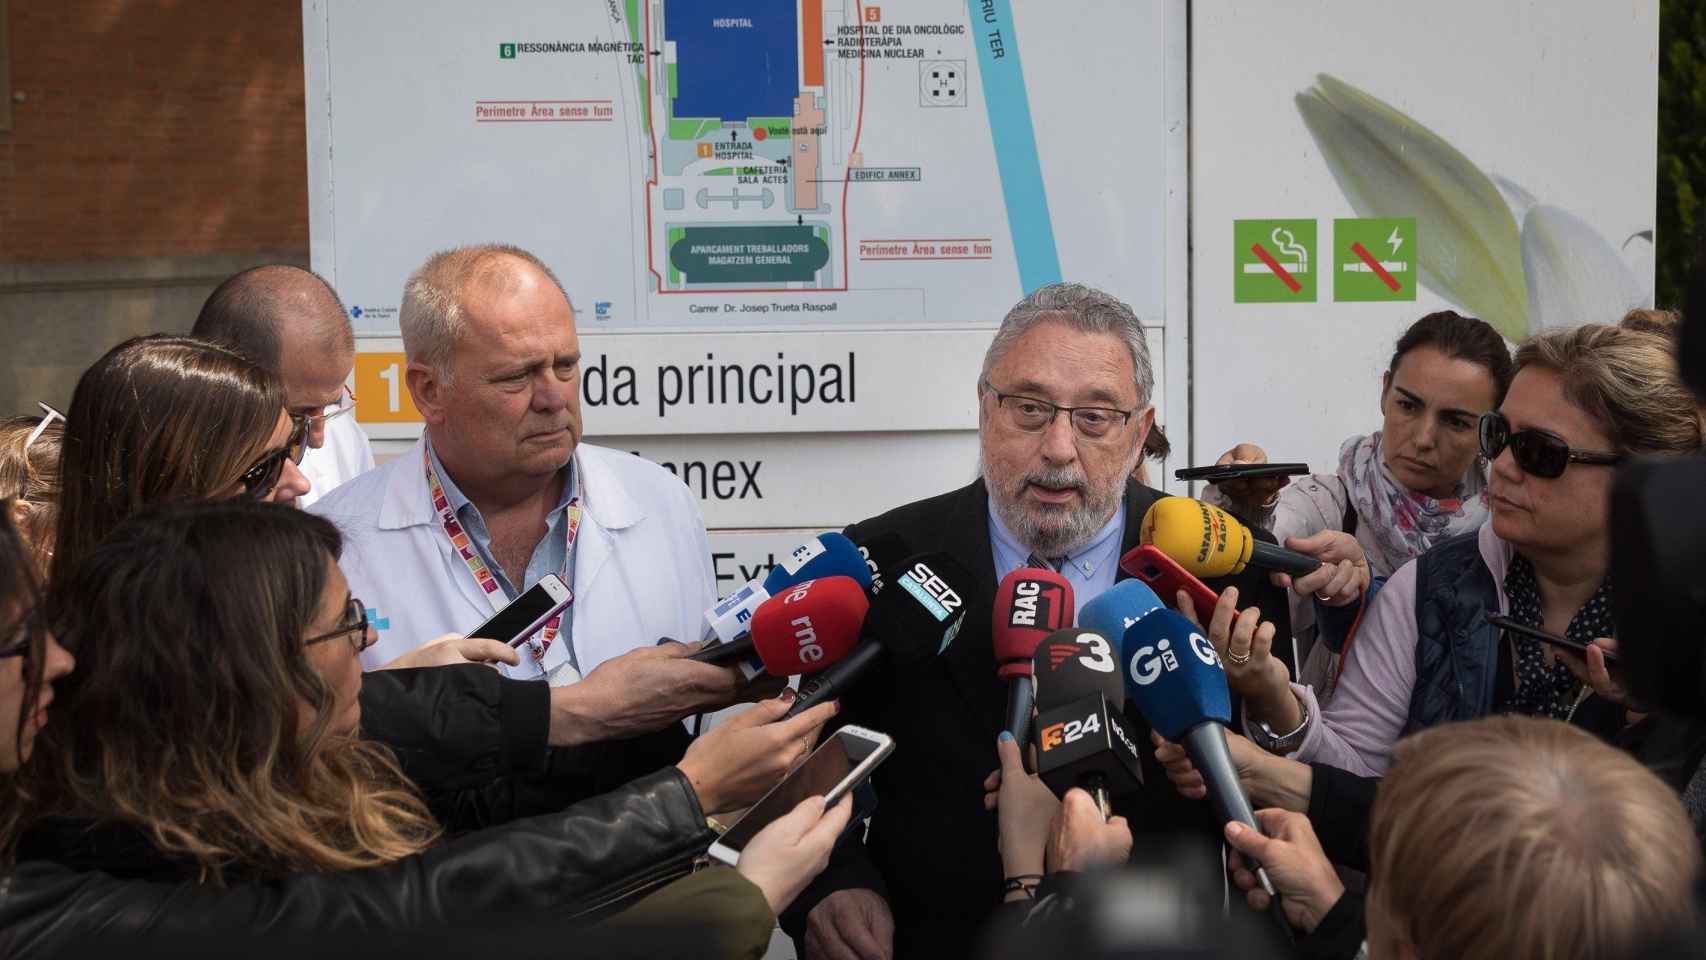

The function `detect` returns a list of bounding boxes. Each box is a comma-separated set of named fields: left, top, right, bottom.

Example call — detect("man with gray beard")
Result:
left=783, top=282, right=1294, bottom=960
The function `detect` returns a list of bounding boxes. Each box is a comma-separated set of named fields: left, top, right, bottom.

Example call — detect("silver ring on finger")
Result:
left=1316, top=592, right=1333, bottom=601
left=1228, top=649, right=1252, bottom=665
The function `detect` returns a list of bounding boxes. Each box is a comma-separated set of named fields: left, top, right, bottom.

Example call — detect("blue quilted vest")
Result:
left=1404, top=531, right=1503, bottom=735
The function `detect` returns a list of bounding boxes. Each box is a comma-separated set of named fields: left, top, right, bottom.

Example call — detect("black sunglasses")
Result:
left=1479, top=411, right=1624, bottom=479
left=237, top=416, right=310, bottom=500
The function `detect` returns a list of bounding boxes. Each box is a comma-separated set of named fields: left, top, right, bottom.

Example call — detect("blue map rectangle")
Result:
left=665, top=0, right=799, bottom=121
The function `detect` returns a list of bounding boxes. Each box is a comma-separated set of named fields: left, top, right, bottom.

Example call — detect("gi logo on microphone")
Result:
left=1188, top=631, right=1221, bottom=669
left=1129, top=638, right=1181, bottom=687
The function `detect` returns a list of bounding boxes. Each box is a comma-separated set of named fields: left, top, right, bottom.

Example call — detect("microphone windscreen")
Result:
left=1121, top=609, right=1232, bottom=740
left=1612, top=457, right=1706, bottom=718
left=1031, top=627, right=1125, bottom=711
left=866, top=552, right=975, bottom=663
left=749, top=575, right=870, bottom=676
left=1140, top=497, right=1253, bottom=579
left=852, top=531, right=912, bottom=596
left=1077, top=580, right=1165, bottom=656
left=993, top=567, right=1075, bottom=680
left=761, top=533, right=875, bottom=596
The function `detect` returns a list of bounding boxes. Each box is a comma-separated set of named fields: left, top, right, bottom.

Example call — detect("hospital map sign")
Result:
left=1233, top=218, right=1316, bottom=302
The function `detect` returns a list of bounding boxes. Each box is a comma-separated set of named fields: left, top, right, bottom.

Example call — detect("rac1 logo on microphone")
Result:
left=1007, top=579, right=1059, bottom=629
left=1130, top=630, right=1219, bottom=686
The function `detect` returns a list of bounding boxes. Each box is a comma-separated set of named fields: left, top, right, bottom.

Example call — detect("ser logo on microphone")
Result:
left=898, top=563, right=963, bottom=621
left=1039, top=711, right=1103, bottom=752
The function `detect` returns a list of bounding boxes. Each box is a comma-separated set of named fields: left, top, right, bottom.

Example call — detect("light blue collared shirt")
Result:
left=427, top=441, right=580, bottom=672
left=988, top=501, right=1125, bottom=603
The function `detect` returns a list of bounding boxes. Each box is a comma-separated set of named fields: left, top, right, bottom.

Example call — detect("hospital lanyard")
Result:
left=424, top=449, right=580, bottom=663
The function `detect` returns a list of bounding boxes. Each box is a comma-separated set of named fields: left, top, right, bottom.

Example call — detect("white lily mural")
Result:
left=1297, top=74, right=1651, bottom=339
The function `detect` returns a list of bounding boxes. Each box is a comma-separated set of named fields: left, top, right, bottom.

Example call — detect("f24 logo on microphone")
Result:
left=1039, top=712, right=1103, bottom=752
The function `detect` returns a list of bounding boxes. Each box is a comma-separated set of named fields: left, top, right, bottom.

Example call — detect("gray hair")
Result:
left=399, top=243, right=573, bottom=379
left=980, top=282, right=1153, bottom=404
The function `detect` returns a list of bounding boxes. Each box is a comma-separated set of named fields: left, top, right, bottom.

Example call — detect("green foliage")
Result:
left=1658, top=0, right=1706, bottom=308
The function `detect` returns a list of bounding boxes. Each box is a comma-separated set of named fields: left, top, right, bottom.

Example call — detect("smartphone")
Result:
left=1173, top=462, right=1310, bottom=483
left=707, top=725, right=895, bottom=866
left=467, top=574, right=574, bottom=647
left=1120, top=545, right=1220, bottom=625
left=1486, top=613, right=1619, bottom=664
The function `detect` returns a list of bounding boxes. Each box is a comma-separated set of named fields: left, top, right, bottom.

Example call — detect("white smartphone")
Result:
left=706, top=724, right=894, bottom=866
left=466, top=574, right=574, bottom=648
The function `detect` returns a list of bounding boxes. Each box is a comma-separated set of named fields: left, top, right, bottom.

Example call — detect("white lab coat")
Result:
left=310, top=437, right=715, bottom=682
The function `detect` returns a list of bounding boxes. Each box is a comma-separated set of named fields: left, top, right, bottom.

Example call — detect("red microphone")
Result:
left=993, top=567, right=1075, bottom=748
left=746, top=575, right=869, bottom=677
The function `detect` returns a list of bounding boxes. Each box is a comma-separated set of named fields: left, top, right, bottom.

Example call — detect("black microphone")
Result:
left=1031, top=627, right=1144, bottom=818
left=783, top=553, right=973, bottom=719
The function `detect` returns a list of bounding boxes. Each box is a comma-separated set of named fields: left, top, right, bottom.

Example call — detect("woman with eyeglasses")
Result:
left=0, top=501, right=846, bottom=957
left=50, top=334, right=311, bottom=585
left=1239, top=312, right=1705, bottom=776
left=1204, top=312, right=1512, bottom=701
left=0, top=504, right=76, bottom=776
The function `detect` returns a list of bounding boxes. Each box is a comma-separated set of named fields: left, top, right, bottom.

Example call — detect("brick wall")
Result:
left=0, top=0, right=308, bottom=260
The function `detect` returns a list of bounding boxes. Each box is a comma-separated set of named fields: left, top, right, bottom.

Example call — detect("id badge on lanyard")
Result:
left=425, top=449, right=580, bottom=666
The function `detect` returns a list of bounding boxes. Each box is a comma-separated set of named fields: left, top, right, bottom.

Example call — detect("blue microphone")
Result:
left=1122, top=608, right=1289, bottom=932
left=1076, top=580, right=1166, bottom=649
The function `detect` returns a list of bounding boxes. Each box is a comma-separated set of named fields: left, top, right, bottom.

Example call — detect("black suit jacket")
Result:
left=781, top=478, right=1294, bottom=959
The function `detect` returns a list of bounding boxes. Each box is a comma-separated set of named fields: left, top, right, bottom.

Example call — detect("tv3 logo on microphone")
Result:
left=1129, top=631, right=1221, bottom=686
left=1006, top=579, right=1066, bottom=629
left=1045, top=632, right=1116, bottom=674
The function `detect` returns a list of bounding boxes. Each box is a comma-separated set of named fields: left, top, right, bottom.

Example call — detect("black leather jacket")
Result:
left=0, top=667, right=713, bottom=956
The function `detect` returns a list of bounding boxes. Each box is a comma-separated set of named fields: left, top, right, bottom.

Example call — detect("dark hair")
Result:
left=1386, top=311, right=1514, bottom=405
left=52, top=335, right=283, bottom=586
left=25, top=501, right=438, bottom=881
left=193, top=265, right=351, bottom=375
left=1143, top=423, right=1172, bottom=462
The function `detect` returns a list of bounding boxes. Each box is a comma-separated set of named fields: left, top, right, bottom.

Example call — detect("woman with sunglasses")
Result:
left=51, top=334, right=311, bottom=585
left=0, top=501, right=845, bottom=957
left=1205, top=312, right=1513, bottom=695
left=1240, top=312, right=1705, bottom=776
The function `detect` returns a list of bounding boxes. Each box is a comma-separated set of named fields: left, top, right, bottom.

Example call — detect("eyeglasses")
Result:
left=304, top=597, right=373, bottom=653
left=981, top=380, right=1138, bottom=440
left=23, top=402, right=64, bottom=454
left=236, top=416, right=310, bottom=500
left=297, top=385, right=357, bottom=428
left=1479, top=411, right=1624, bottom=479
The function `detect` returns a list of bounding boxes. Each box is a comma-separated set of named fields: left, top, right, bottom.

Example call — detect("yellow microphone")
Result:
left=1140, top=497, right=1322, bottom=578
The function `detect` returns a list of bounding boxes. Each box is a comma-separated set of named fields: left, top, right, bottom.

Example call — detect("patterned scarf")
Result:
left=1337, top=432, right=1490, bottom=574
left=1500, top=554, right=1616, bottom=721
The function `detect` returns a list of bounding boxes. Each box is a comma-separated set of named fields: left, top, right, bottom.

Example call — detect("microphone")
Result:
left=1031, top=627, right=1143, bottom=818
left=698, top=532, right=874, bottom=652
left=690, top=575, right=868, bottom=673
left=1077, top=579, right=1167, bottom=647
left=852, top=531, right=912, bottom=597
left=993, top=568, right=1075, bottom=747
left=784, top=553, right=974, bottom=719
left=1140, top=497, right=1322, bottom=579
left=1120, top=607, right=1289, bottom=927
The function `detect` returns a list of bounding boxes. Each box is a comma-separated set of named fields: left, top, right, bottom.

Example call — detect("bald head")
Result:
left=399, top=244, right=573, bottom=380
left=194, top=265, right=356, bottom=429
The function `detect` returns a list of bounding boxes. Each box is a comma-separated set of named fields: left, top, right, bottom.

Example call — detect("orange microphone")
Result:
left=1140, top=497, right=1321, bottom=578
